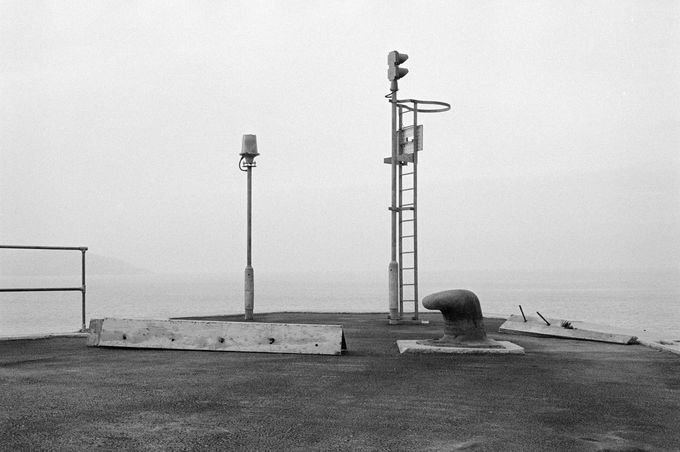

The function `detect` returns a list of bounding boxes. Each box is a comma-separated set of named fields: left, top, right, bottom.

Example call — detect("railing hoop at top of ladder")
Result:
left=393, top=99, right=451, bottom=113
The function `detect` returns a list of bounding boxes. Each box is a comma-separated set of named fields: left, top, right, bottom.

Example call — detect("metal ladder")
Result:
left=397, top=105, right=421, bottom=320
left=384, top=87, right=450, bottom=323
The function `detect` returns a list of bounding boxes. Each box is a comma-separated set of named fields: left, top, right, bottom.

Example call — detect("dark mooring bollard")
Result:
left=421, top=289, right=501, bottom=347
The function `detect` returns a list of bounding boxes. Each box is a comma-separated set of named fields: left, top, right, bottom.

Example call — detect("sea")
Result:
left=1, top=269, right=679, bottom=338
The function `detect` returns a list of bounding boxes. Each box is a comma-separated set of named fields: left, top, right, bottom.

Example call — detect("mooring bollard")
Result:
left=396, top=288, right=525, bottom=354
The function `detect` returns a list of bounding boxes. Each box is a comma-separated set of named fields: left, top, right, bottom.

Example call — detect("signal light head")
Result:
left=388, top=66, right=408, bottom=81
left=388, top=51, right=408, bottom=66
left=387, top=50, right=409, bottom=81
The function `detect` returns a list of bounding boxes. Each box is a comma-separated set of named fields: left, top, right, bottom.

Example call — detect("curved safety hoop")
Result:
left=394, top=98, right=451, bottom=113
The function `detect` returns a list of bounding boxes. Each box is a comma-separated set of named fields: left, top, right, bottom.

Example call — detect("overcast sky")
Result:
left=1, top=0, right=678, bottom=275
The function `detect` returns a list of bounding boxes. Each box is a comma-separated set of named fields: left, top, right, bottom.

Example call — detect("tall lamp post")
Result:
left=239, top=134, right=259, bottom=321
left=387, top=50, right=409, bottom=324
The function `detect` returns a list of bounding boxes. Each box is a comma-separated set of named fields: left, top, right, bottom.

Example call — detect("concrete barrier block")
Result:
left=499, top=315, right=637, bottom=344
left=87, top=318, right=346, bottom=355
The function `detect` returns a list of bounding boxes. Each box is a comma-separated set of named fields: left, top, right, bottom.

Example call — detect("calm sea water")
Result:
left=1, top=270, right=678, bottom=338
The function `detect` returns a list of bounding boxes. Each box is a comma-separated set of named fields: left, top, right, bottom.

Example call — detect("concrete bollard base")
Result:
left=397, top=339, right=524, bottom=354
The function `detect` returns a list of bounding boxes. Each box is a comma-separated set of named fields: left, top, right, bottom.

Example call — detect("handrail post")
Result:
left=80, top=248, right=87, bottom=332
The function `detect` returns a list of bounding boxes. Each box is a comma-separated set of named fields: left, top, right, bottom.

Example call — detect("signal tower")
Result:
left=385, top=51, right=450, bottom=324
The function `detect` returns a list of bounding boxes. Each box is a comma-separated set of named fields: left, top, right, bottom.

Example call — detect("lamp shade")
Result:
left=240, top=134, right=259, bottom=158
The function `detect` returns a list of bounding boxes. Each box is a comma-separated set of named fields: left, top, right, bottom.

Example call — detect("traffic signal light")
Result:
left=388, top=51, right=409, bottom=81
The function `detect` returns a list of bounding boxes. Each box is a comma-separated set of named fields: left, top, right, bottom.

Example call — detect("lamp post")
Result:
left=239, top=134, right=259, bottom=321
left=387, top=51, right=409, bottom=324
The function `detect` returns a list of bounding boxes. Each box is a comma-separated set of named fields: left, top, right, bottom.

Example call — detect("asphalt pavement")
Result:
left=1, top=312, right=678, bottom=451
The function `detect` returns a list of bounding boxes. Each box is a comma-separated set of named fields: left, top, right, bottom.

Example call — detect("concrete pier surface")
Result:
left=1, top=312, right=679, bottom=451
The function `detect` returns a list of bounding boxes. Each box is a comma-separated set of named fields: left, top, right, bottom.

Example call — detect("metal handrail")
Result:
left=393, top=98, right=451, bottom=113
left=0, top=245, right=88, bottom=332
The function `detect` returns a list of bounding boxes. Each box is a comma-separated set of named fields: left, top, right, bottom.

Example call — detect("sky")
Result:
left=1, top=0, right=679, bottom=275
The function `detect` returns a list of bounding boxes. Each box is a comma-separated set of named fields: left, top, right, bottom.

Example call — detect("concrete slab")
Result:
left=0, top=332, right=88, bottom=341
left=640, top=339, right=680, bottom=355
left=397, top=339, right=524, bottom=354
left=87, top=318, right=346, bottom=355
left=499, top=315, right=638, bottom=344
left=615, top=329, right=680, bottom=355
left=500, top=315, right=679, bottom=355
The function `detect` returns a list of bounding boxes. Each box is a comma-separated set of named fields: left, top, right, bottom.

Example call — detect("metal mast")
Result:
left=385, top=51, right=450, bottom=323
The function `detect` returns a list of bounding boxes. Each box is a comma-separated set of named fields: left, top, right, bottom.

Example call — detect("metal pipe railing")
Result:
left=0, top=245, right=88, bottom=332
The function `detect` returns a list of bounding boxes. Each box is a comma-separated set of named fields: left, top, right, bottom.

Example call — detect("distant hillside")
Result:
left=0, top=251, right=150, bottom=276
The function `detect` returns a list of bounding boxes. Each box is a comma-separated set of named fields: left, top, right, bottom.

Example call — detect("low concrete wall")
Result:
left=87, top=318, right=346, bottom=355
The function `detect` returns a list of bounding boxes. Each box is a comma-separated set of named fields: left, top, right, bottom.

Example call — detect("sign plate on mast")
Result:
left=399, top=125, right=423, bottom=153
left=383, top=125, right=423, bottom=164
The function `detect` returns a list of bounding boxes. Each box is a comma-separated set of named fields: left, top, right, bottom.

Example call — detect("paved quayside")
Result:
left=1, top=313, right=679, bottom=451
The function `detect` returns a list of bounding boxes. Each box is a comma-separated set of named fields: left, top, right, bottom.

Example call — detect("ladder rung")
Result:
left=401, top=283, right=415, bottom=286
left=401, top=219, right=414, bottom=223
left=401, top=203, right=414, bottom=207
left=400, top=187, right=414, bottom=192
left=402, top=172, right=414, bottom=176
left=401, top=235, right=414, bottom=238
left=401, top=251, right=415, bottom=254
left=402, top=267, right=414, bottom=270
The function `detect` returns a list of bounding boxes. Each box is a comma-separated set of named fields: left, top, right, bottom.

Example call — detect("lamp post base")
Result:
left=244, top=266, right=254, bottom=321
left=388, top=260, right=399, bottom=324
